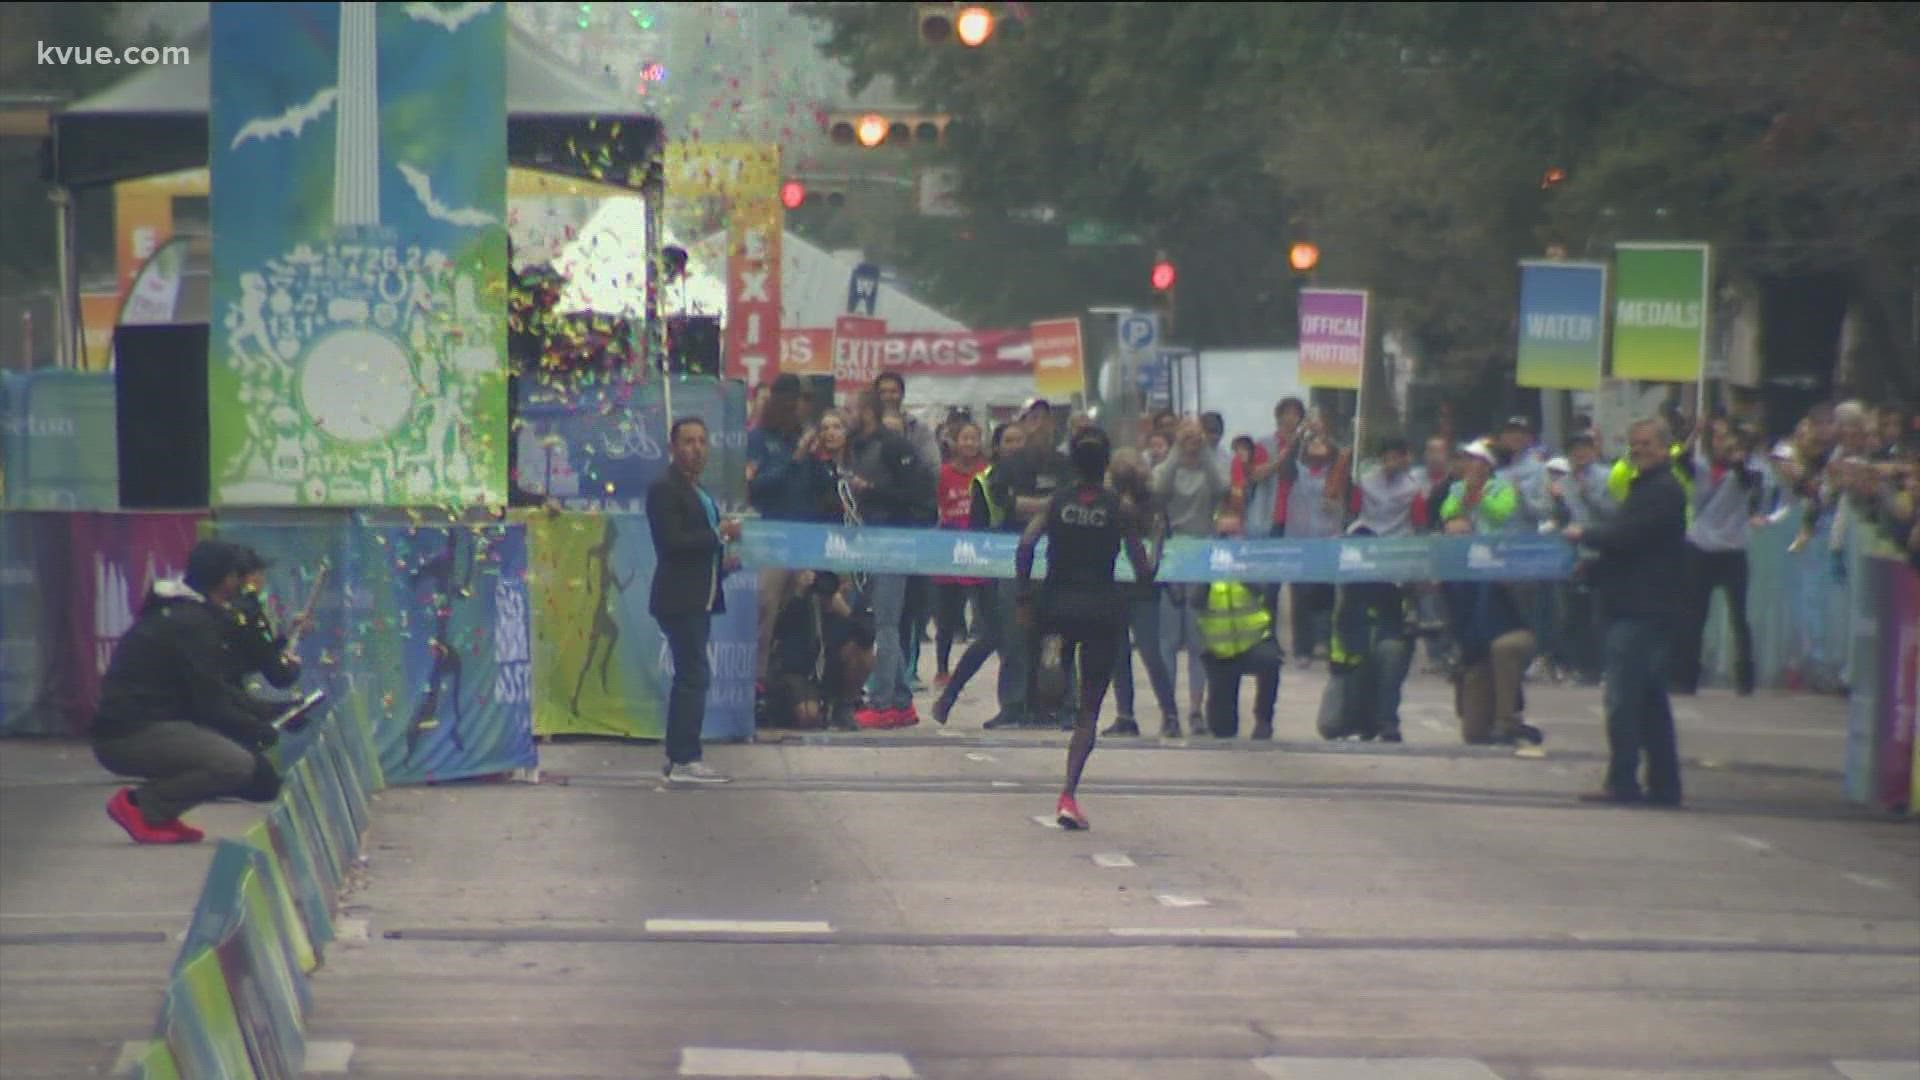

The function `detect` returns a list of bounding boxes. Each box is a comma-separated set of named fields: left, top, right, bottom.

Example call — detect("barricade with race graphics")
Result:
left=116, top=687, right=385, bottom=1079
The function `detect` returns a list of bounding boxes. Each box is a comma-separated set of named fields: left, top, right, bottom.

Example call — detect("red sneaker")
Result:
left=854, top=707, right=894, bottom=730
left=1056, top=793, right=1088, bottom=831
left=888, top=705, right=921, bottom=729
left=106, top=788, right=198, bottom=845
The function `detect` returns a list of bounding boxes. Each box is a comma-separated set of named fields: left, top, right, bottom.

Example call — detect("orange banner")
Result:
left=780, top=328, right=834, bottom=378
left=1029, top=317, right=1085, bottom=403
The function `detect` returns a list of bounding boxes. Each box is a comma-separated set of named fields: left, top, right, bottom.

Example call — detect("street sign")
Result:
left=1118, top=313, right=1157, bottom=351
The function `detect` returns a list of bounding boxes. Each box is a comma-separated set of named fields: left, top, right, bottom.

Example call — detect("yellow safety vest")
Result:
left=1607, top=444, right=1695, bottom=527
left=972, top=466, right=1009, bottom=529
left=1197, top=582, right=1272, bottom=660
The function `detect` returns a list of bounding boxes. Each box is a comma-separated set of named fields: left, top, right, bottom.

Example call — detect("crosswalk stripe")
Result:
left=646, top=919, right=832, bottom=935
left=1253, top=1058, right=1502, bottom=1079
left=679, top=1047, right=915, bottom=1077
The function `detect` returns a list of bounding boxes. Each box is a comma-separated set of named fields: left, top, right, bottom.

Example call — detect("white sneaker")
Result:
left=666, top=762, right=731, bottom=785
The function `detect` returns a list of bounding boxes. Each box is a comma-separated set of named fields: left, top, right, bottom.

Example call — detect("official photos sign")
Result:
left=1611, top=242, right=1710, bottom=383
left=1298, top=288, right=1368, bottom=390
left=1516, top=261, right=1607, bottom=391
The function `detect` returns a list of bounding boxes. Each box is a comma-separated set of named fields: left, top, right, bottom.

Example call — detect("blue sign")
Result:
left=739, top=521, right=1575, bottom=584
left=1118, top=313, right=1157, bottom=351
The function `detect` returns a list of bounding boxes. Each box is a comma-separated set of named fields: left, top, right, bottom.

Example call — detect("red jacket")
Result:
left=934, top=459, right=988, bottom=585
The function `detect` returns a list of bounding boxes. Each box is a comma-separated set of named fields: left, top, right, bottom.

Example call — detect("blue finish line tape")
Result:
left=736, top=522, right=1574, bottom=584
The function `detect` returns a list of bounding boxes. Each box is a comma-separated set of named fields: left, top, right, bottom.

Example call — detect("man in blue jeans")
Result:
left=646, top=417, right=738, bottom=784
left=1563, top=418, right=1689, bottom=807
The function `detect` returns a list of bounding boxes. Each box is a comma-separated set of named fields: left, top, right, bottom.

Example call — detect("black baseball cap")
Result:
left=1500, top=415, right=1533, bottom=433
left=185, top=540, right=250, bottom=594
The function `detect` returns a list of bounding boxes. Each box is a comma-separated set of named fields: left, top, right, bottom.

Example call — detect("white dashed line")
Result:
left=304, top=1041, right=357, bottom=1074
left=1030, top=815, right=1063, bottom=830
left=1110, top=927, right=1298, bottom=940
left=1568, top=932, right=1758, bottom=945
left=1091, top=852, right=1136, bottom=869
left=1843, top=872, right=1894, bottom=892
left=1254, top=1058, right=1502, bottom=1079
left=1832, top=1062, right=1920, bottom=1080
left=334, top=917, right=370, bottom=942
left=964, top=752, right=996, bottom=762
left=1419, top=719, right=1450, bottom=734
left=679, top=1047, right=916, bottom=1078
left=989, top=780, right=1019, bottom=788
left=645, top=919, right=833, bottom=935
left=1729, top=834, right=1773, bottom=853
left=1153, top=892, right=1210, bottom=908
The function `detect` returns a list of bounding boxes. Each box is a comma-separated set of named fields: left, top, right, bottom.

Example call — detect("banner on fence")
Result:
left=0, top=370, right=120, bottom=510
left=1516, top=261, right=1607, bottom=391
left=1875, top=558, right=1918, bottom=811
left=1611, top=242, right=1710, bottom=383
left=162, top=949, right=253, bottom=1080
left=513, top=376, right=749, bottom=512
left=735, top=520, right=1575, bottom=585
left=209, top=1, right=508, bottom=506
left=0, top=511, right=204, bottom=736
left=346, top=521, right=535, bottom=784
left=529, top=512, right=756, bottom=740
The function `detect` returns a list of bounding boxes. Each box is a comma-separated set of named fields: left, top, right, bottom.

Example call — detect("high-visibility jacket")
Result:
left=1607, top=444, right=1694, bottom=526
left=1329, top=582, right=1406, bottom=668
left=970, top=466, right=1010, bottom=530
left=1197, top=582, right=1273, bottom=660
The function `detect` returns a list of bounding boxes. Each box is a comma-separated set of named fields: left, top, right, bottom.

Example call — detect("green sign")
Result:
left=1611, top=242, right=1710, bottom=383
left=1067, top=220, right=1144, bottom=247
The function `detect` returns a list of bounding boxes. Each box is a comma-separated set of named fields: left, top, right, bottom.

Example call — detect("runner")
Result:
left=1014, top=427, right=1156, bottom=830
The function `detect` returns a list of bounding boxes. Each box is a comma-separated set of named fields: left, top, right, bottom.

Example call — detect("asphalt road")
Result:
left=3, top=662, right=1916, bottom=1079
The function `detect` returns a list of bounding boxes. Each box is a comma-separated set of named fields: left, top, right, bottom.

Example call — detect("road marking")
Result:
left=1111, top=927, right=1298, bottom=940
left=1030, top=815, right=1063, bottom=830
left=1843, top=872, right=1894, bottom=891
left=1420, top=719, right=1450, bottom=734
left=989, top=780, right=1018, bottom=788
left=1091, top=852, right=1136, bottom=869
left=0, top=911, right=193, bottom=920
left=1730, top=834, right=1774, bottom=853
left=680, top=1048, right=915, bottom=1078
left=645, top=919, right=833, bottom=935
left=1253, top=1058, right=1502, bottom=1079
left=1832, top=1063, right=1920, bottom=1080
left=335, top=917, right=370, bottom=942
left=1154, top=892, right=1210, bottom=908
left=964, top=752, right=996, bottom=762
left=304, top=1041, right=357, bottom=1073
left=1568, top=932, right=1759, bottom=945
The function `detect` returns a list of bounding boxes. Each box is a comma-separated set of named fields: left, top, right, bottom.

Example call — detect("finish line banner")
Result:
left=736, top=522, right=1574, bottom=584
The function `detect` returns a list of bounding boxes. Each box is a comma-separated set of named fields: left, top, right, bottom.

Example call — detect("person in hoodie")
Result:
left=846, top=389, right=937, bottom=729
left=92, top=540, right=284, bottom=845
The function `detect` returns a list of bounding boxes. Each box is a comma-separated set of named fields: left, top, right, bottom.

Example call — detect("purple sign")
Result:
left=1298, top=288, right=1369, bottom=390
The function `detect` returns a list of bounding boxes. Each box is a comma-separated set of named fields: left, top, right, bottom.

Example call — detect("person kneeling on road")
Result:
left=92, top=540, right=283, bottom=845
left=1441, top=579, right=1544, bottom=747
left=1196, top=516, right=1284, bottom=740
left=1317, top=526, right=1414, bottom=743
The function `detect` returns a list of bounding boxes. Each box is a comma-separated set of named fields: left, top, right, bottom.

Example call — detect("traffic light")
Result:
left=1288, top=242, right=1319, bottom=273
left=825, top=111, right=951, bottom=149
left=780, top=180, right=806, bottom=210
left=918, top=3, right=954, bottom=43
left=1150, top=253, right=1176, bottom=336
left=920, top=3, right=1014, bottom=47
left=779, top=179, right=847, bottom=210
left=955, top=6, right=995, bottom=46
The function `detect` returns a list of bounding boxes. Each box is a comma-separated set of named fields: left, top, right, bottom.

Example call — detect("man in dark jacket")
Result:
left=646, top=417, right=739, bottom=784
left=1564, top=418, right=1690, bottom=807
left=92, top=540, right=283, bottom=844
left=845, top=389, right=936, bottom=728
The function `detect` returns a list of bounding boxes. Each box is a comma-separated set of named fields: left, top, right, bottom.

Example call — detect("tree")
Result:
left=805, top=2, right=1920, bottom=402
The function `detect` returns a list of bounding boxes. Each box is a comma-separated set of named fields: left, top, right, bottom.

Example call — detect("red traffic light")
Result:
left=780, top=180, right=806, bottom=209
left=1150, top=259, right=1177, bottom=292
left=1288, top=242, right=1319, bottom=272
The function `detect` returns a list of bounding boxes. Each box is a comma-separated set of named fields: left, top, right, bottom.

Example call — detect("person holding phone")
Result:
left=648, top=417, right=740, bottom=785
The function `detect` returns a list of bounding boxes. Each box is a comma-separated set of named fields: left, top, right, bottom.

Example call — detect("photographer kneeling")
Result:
left=764, top=571, right=877, bottom=731
left=92, top=540, right=283, bottom=845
